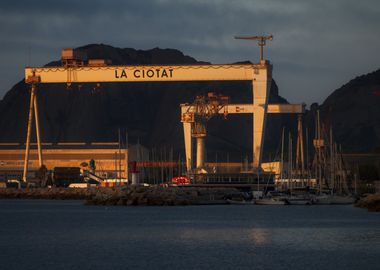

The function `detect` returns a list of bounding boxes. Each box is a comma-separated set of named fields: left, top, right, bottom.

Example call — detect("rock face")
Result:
left=355, top=194, right=380, bottom=212
left=306, top=69, right=380, bottom=153
left=85, top=185, right=240, bottom=206
left=0, top=44, right=295, bottom=161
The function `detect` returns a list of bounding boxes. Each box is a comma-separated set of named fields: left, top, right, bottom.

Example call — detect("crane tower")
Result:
left=235, top=35, right=273, bottom=62
left=181, top=92, right=229, bottom=172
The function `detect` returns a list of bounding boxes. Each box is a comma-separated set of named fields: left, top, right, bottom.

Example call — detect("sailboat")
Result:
left=287, top=195, right=313, bottom=205
left=314, top=194, right=356, bottom=205
left=279, top=127, right=313, bottom=205
left=312, top=110, right=356, bottom=205
left=226, top=199, right=255, bottom=205
left=255, top=197, right=288, bottom=205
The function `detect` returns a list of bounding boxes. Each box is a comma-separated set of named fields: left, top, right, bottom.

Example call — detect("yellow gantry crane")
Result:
left=22, top=35, right=304, bottom=181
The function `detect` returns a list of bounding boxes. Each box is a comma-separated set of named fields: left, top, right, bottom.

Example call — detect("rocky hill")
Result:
left=306, top=69, right=380, bottom=153
left=0, top=44, right=294, bottom=162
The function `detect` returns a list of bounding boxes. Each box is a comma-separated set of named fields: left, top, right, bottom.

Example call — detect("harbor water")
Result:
left=0, top=200, right=379, bottom=270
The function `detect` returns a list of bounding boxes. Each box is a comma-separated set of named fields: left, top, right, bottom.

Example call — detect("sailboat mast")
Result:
left=288, top=132, right=293, bottom=190
left=330, top=127, right=334, bottom=191
left=306, top=127, right=310, bottom=186
left=317, top=110, right=322, bottom=194
left=280, top=127, right=285, bottom=184
left=295, top=114, right=305, bottom=184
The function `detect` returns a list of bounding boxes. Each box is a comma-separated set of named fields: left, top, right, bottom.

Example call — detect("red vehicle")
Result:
left=171, top=176, right=190, bottom=185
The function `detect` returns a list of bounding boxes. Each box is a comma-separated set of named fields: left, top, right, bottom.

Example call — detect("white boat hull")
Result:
left=255, top=198, right=288, bottom=205
left=315, top=195, right=356, bottom=205
left=287, top=198, right=313, bottom=205
left=226, top=199, right=255, bottom=205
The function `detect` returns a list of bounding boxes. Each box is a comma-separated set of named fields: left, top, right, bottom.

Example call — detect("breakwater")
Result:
left=0, top=187, right=95, bottom=200
left=2, top=186, right=379, bottom=210
left=0, top=186, right=240, bottom=206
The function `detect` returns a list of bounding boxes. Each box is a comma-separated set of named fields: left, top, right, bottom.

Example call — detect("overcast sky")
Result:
left=0, top=0, right=379, bottom=105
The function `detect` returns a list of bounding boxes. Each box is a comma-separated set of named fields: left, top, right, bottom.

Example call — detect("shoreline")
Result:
left=355, top=194, right=380, bottom=212
left=0, top=186, right=238, bottom=206
left=1, top=187, right=379, bottom=211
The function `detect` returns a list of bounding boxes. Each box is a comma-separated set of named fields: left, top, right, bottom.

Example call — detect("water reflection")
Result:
left=178, top=227, right=274, bottom=247
left=179, top=228, right=246, bottom=243
left=1, top=202, right=380, bottom=270
left=249, top=228, right=269, bottom=246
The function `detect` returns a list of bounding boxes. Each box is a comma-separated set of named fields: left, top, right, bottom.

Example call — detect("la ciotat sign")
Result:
left=115, top=68, right=174, bottom=79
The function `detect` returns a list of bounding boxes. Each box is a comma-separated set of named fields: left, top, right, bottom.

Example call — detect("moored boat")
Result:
left=287, top=196, right=313, bottom=205
left=226, top=199, right=255, bottom=205
left=255, top=197, right=288, bottom=205
left=314, top=194, right=356, bottom=205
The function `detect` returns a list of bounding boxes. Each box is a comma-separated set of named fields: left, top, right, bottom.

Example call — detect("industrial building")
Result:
left=0, top=142, right=127, bottom=181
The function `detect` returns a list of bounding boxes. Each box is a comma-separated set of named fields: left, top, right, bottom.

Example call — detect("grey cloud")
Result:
left=0, top=0, right=379, bottom=105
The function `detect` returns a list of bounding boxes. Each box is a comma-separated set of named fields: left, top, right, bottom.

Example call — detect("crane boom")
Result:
left=182, top=103, right=305, bottom=114
left=235, top=35, right=273, bottom=61
left=25, top=64, right=267, bottom=84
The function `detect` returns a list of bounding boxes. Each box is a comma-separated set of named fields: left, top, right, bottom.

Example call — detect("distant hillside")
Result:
left=0, top=44, right=294, bottom=161
left=306, top=69, right=380, bottom=153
